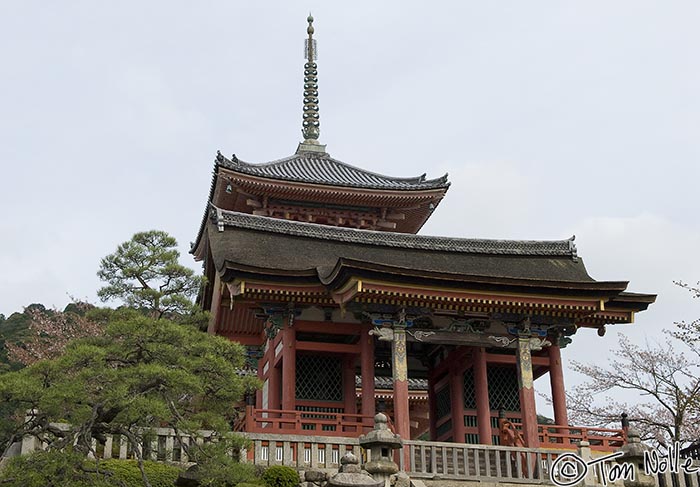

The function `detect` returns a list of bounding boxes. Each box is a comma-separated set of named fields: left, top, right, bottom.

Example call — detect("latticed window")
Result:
left=295, top=355, right=343, bottom=401
left=436, top=419, right=452, bottom=439
left=487, top=365, right=520, bottom=411
left=463, top=367, right=477, bottom=409
left=435, top=385, right=451, bottom=420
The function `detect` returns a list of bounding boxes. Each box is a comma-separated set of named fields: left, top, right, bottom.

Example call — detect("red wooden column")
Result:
left=548, top=342, right=568, bottom=426
left=473, top=347, right=492, bottom=444
left=281, top=324, right=296, bottom=412
left=360, top=324, right=375, bottom=424
left=343, top=355, right=357, bottom=415
left=392, top=322, right=410, bottom=441
left=450, top=363, right=466, bottom=443
left=427, top=375, right=437, bottom=440
left=516, top=334, right=540, bottom=447
left=268, top=363, right=281, bottom=410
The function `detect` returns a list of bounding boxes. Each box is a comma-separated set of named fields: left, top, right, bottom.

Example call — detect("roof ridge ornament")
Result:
left=298, top=14, right=327, bottom=154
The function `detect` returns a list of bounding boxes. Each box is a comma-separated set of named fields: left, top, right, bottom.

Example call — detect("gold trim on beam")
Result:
left=359, top=285, right=601, bottom=312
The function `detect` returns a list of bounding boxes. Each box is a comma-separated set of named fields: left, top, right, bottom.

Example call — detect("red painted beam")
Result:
left=294, top=320, right=365, bottom=335
left=296, top=341, right=360, bottom=354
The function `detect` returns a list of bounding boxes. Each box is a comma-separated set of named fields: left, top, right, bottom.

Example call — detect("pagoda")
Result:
left=191, top=16, right=655, bottom=450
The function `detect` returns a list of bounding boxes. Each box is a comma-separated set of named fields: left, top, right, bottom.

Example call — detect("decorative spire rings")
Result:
left=302, top=14, right=321, bottom=144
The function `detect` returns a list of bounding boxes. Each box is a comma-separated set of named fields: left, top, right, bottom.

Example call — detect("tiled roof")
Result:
left=216, top=152, right=450, bottom=190
left=355, top=376, right=428, bottom=391
left=212, top=207, right=578, bottom=258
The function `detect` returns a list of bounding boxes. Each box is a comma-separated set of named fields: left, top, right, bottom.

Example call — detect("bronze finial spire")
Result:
left=298, top=14, right=326, bottom=153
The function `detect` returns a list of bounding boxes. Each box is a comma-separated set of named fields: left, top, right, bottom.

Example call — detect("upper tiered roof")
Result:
left=217, top=152, right=450, bottom=191
left=196, top=15, right=450, bottom=235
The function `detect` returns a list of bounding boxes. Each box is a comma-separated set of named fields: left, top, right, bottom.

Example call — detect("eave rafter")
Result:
left=224, top=276, right=638, bottom=323
left=217, top=169, right=447, bottom=206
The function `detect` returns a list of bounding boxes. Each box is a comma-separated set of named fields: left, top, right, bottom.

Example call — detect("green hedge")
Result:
left=100, top=458, right=181, bottom=487
left=262, top=465, right=300, bottom=487
left=0, top=451, right=182, bottom=487
left=0, top=450, right=112, bottom=487
left=195, top=457, right=261, bottom=487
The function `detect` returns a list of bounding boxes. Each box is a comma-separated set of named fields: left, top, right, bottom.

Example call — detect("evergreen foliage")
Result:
left=261, top=465, right=300, bottom=487
left=184, top=439, right=260, bottom=487
left=0, top=309, right=259, bottom=485
left=100, top=459, right=181, bottom=487
left=0, top=451, right=182, bottom=487
left=0, top=450, right=114, bottom=487
left=97, top=230, right=203, bottom=319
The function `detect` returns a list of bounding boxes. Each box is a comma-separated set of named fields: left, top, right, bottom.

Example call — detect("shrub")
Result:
left=197, top=458, right=259, bottom=487
left=262, top=465, right=300, bottom=487
left=186, top=439, right=259, bottom=487
left=237, top=482, right=265, bottom=487
left=100, top=458, right=182, bottom=487
left=0, top=450, right=113, bottom=487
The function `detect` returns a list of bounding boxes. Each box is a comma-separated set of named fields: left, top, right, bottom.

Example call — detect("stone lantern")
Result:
left=359, top=413, right=403, bottom=486
left=615, top=428, right=655, bottom=487
left=327, top=453, right=383, bottom=487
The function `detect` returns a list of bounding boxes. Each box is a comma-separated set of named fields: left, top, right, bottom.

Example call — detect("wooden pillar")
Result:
left=281, top=324, right=296, bottom=411
left=360, top=325, right=375, bottom=424
left=268, top=363, right=281, bottom=410
left=428, top=374, right=437, bottom=440
left=473, top=347, right=492, bottom=445
left=206, top=273, right=222, bottom=334
left=516, top=335, right=540, bottom=447
left=450, top=363, right=466, bottom=443
left=548, top=343, right=568, bottom=426
left=392, top=322, right=411, bottom=468
left=392, top=323, right=410, bottom=441
left=343, top=355, right=357, bottom=414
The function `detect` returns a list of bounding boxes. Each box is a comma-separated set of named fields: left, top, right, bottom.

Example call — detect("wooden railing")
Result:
left=242, top=407, right=384, bottom=437
left=15, top=424, right=700, bottom=487
left=537, top=424, right=626, bottom=451
left=503, top=420, right=626, bottom=452
left=403, top=439, right=563, bottom=483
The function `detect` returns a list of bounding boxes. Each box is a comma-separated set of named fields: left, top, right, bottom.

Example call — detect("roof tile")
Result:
left=217, top=152, right=450, bottom=190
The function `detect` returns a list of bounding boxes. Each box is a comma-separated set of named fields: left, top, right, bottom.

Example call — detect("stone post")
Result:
left=328, top=453, right=383, bottom=487
left=615, top=429, right=655, bottom=487
left=360, top=413, right=403, bottom=487
left=577, top=441, right=598, bottom=487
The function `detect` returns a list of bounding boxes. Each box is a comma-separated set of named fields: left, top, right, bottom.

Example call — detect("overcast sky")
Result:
left=1, top=2, right=698, bottom=414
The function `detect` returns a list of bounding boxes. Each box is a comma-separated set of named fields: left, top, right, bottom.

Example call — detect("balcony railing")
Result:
left=241, top=407, right=381, bottom=437
left=537, top=424, right=626, bottom=450
left=502, top=419, right=626, bottom=452
left=13, top=424, right=700, bottom=487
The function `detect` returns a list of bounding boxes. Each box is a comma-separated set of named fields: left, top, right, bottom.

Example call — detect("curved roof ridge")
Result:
left=215, top=151, right=450, bottom=190
left=211, top=206, right=578, bottom=258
